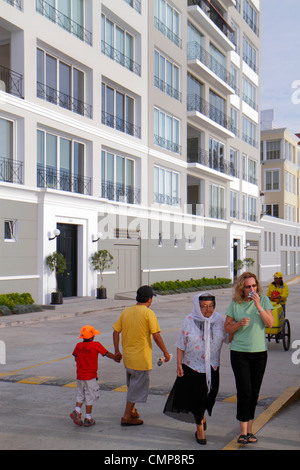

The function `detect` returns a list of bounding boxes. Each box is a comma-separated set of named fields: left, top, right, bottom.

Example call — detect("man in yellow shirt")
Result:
left=266, top=271, right=289, bottom=316
left=113, top=285, right=171, bottom=426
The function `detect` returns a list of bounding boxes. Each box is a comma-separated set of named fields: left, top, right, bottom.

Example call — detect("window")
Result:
left=230, top=148, right=239, bottom=177
left=37, top=48, right=91, bottom=118
left=242, top=115, right=257, bottom=147
left=243, top=0, right=259, bottom=36
left=0, top=117, right=13, bottom=160
left=285, top=204, right=295, bottom=222
left=265, top=140, right=280, bottom=160
left=37, top=129, right=88, bottom=194
left=209, top=184, right=225, bottom=219
left=242, top=194, right=257, bottom=222
left=4, top=220, right=17, bottom=242
left=102, top=83, right=140, bottom=138
left=101, top=14, right=140, bottom=76
left=209, top=138, right=225, bottom=174
left=264, top=204, right=279, bottom=218
left=154, top=0, right=181, bottom=48
left=242, top=76, right=257, bottom=110
left=284, top=171, right=295, bottom=194
left=265, top=169, right=280, bottom=191
left=154, top=50, right=181, bottom=101
left=230, top=191, right=239, bottom=218
left=154, top=165, right=180, bottom=206
left=243, top=36, right=258, bottom=73
left=101, top=150, right=139, bottom=204
left=154, top=107, right=180, bottom=154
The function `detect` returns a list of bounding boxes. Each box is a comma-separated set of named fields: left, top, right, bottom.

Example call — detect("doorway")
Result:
left=57, top=223, right=78, bottom=297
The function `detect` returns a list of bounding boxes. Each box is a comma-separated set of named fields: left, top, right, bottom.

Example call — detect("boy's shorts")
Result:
left=76, top=378, right=100, bottom=405
left=126, top=368, right=150, bottom=403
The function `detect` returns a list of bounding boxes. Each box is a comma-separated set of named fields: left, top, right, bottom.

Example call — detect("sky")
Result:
left=260, top=0, right=300, bottom=132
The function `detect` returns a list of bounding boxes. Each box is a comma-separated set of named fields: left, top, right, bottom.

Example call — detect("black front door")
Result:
left=57, top=223, right=77, bottom=297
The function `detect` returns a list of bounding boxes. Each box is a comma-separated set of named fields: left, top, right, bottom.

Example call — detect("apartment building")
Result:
left=0, top=0, right=262, bottom=304
left=260, top=109, right=300, bottom=278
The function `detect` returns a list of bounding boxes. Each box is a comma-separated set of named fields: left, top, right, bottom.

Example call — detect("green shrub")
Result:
left=0, top=305, right=12, bottom=316
left=0, top=293, right=40, bottom=315
left=152, top=277, right=231, bottom=294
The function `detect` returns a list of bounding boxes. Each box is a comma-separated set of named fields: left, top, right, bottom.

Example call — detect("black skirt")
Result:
left=163, top=364, right=220, bottom=424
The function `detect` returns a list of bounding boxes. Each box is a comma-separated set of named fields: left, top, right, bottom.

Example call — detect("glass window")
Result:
left=0, top=118, right=13, bottom=159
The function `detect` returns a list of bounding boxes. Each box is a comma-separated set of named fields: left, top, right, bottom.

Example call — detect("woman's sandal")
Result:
left=237, top=434, right=248, bottom=444
left=247, top=433, right=258, bottom=443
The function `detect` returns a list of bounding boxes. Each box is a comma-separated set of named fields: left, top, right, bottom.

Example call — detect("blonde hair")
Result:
left=233, top=272, right=261, bottom=303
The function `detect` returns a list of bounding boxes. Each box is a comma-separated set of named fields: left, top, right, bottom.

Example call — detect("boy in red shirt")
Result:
left=70, top=325, right=122, bottom=427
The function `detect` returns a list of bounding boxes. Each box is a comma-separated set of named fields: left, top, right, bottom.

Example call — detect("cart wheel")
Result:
left=282, top=319, right=291, bottom=351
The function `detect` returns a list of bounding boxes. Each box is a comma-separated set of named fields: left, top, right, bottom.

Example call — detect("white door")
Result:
left=114, top=243, right=140, bottom=293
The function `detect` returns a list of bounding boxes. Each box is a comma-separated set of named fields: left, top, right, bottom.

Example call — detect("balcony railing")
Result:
left=37, top=164, right=92, bottom=195
left=188, top=0, right=234, bottom=41
left=37, top=82, right=92, bottom=119
left=154, top=135, right=181, bottom=155
left=123, top=0, right=141, bottom=14
left=209, top=206, right=226, bottom=220
left=0, top=156, right=23, bottom=184
left=187, top=42, right=232, bottom=87
left=101, top=181, right=140, bottom=205
left=102, top=111, right=141, bottom=139
left=36, top=0, right=92, bottom=46
left=187, top=93, right=235, bottom=133
left=4, top=0, right=22, bottom=10
left=154, top=192, right=181, bottom=206
left=0, top=65, right=23, bottom=98
left=154, top=76, right=182, bottom=102
left=101, top=41, right=141, bottom=76
left=187, top=147, right=233, bottom=177
left=154, top=17, right=182, bottom=48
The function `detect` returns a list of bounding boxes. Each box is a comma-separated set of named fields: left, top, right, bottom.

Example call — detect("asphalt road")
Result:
left=0, top=283, right=299, bottom=453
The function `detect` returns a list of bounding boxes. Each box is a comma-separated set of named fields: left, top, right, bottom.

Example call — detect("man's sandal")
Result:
left=237, top=434, right=248, bottom=444
left=247, top=433, right=258, bottom=443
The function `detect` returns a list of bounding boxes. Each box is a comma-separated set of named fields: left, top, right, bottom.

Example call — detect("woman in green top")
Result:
left=225, top=272, right=274, bottom=445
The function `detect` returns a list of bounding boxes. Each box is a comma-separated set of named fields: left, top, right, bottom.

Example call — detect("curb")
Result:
left=222, top=381, right=300, bottom=450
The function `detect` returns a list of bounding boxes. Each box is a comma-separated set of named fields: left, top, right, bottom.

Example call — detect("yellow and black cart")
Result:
left=265, top=302, right=291, bottom=351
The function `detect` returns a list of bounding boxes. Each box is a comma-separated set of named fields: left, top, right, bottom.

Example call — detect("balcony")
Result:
left=187, top=42, right=234, bottom=95
left=101, top=181, right=140, bottom=205
left=0, top=156, right=23, bottom=184
left=187, top=147, right=233, bottom=179
left=187, top=94, right=235, bottom=138
left=102, top=111, right=141, bottom=139
left=37, top=164, right=92, bottom=195
left=123, top=0, right=141, bottom=14
left=0, top=65, right=23, bottom=98
left=101, top=41, right=141, bottom=76
left=187, top=0, right=234, bottom=51
left=36, top=0, right=92, bottom=46
left=37, top=82, right=92, bottom=119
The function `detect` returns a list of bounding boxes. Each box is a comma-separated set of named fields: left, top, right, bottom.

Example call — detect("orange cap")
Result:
left=79, top=325, right=100, bottom=339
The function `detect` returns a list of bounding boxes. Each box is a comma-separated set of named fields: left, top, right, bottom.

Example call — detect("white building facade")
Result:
left=0, top=0, right=262, bottom=304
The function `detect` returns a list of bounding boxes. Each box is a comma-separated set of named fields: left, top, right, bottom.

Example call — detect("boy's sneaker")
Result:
left=84, top=417, right=96, bottom=427
left=70, top=410, right=83, bottom=426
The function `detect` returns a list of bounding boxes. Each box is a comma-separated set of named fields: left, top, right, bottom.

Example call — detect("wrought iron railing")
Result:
left=187, top=42, right=232, bottom=86
left=36, top=0, right=92, bottom=45
left=187, top=93, right=235, bottom=134
left=37, top=82, right=92, bottom=118
left=154, top=192, right=181, bottom=206
left=0, top=64, right=23, bottom=98
left=37, top=164, right=92, bottom=195
left=154, top=76, right=182, bottom=102
left=0, top=156, right=23, bottom=184
left=4, top=0, right=22, bottom=10
left=102, top=111, right=141, bottom=139
left=187, top=147, right=233, bottom=177
left=154, top=135, right=181, bottom=155
left=101, top=181, right=140, bottom=204
left=154, top=17, right=182, bottom=48
left=123, top=0, right=141, bottom=14
left=188, top=0, right=234, bottom=41
left=101, top=41, right=141, bottom=76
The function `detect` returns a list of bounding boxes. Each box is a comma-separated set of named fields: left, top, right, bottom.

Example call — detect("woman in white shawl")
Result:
left=163, top=292, right=229, bottom=445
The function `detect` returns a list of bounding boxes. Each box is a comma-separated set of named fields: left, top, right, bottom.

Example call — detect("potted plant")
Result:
left=234, top=259, right=244, bottom=277
left=91, top=249, right=114, bottom=299
left=46, top=251, right=67, bottom=304
left=244, top=257, right=255, bottom=270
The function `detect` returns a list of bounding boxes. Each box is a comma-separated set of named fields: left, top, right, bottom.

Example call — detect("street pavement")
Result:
left=0, top=276, right=299, bottom=453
